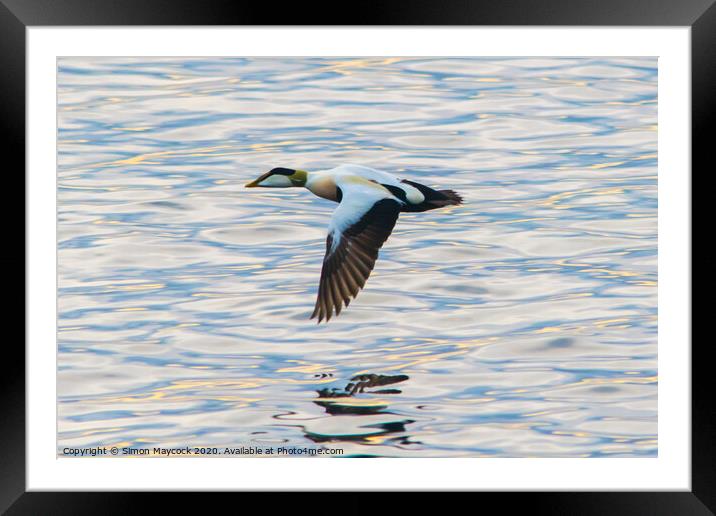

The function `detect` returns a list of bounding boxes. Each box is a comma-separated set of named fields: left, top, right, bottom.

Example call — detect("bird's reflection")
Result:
left=302, top=373, right=419, bottom=448
left=316, top=373, right=409, bottom=408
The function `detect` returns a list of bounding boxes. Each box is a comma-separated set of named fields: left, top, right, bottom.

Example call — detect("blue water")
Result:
left=57, top=57, right=657, bottom=457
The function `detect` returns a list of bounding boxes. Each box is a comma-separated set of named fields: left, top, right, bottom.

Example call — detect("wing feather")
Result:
left=311, top=181, right=401, bottom=322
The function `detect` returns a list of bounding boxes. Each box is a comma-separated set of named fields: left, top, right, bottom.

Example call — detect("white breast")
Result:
left=306, top=174, right=339, bottom=201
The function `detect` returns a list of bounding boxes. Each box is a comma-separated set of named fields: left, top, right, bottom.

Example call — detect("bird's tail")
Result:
left=423, top=189, right=463, bottom=209
left=437, top=189, right=463, bottom=206
left=399, top=180, right=464, bottom=212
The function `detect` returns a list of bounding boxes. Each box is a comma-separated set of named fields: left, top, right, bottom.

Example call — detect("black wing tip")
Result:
left=309, top=305, right=332, bottom=324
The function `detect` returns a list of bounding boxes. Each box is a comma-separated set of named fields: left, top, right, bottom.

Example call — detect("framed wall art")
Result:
left=3, top=0, right=707, bottom=512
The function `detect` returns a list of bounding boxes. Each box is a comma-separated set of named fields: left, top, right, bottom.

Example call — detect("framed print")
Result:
left=3, top=0, right=707, bottom=513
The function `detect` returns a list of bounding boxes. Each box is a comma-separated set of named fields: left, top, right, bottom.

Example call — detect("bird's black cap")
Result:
left=270, top=167, right=295, bottom=176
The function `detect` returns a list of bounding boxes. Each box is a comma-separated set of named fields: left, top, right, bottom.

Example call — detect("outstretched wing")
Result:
left=311, top=178, right=402, bottom=322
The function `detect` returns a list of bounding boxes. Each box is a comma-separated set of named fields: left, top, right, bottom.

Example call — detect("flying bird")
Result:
left=245, top=164, right=463, bottom=322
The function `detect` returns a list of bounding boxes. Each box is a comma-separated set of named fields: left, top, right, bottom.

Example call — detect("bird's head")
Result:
left=245, top=167, right=307, bottom=188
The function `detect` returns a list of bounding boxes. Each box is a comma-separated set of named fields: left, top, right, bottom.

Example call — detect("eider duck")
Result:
left=245, top=164, right=463, bottom=322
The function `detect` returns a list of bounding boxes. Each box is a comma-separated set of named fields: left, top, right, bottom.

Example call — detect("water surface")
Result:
left=58, top=57, right=657, bottom=457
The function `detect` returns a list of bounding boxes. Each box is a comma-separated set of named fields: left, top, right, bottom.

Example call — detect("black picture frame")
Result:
left=2, top=0, right=706, bottom=513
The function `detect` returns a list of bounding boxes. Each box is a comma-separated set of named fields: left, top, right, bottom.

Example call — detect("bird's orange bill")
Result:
left=311, top=198, right=401, bottom=323
left=245, top=171, right=272, bottom=187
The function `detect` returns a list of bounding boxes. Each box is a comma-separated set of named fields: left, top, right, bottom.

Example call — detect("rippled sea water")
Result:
left=58, top=57, right=657, bottom=458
